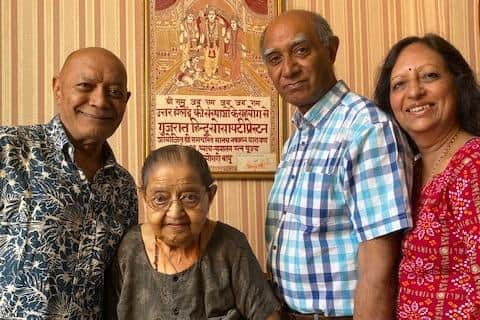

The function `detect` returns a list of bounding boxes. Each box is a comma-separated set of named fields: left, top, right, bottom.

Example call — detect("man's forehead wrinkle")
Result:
left=58, top=47, right=127, bottom=84
left=291, top=33, right=309, bottom=46
left=60, top=58, right=127, bottom=89
left=263, top=47, right=276, bottom=57
left=263, top=32, right=309, bottom=57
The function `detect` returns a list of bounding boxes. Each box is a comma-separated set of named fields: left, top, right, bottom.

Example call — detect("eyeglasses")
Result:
left=145, top=185, right=213, bottom=211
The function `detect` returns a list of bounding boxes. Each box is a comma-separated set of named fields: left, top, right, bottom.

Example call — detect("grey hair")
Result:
left=260, top=10, right=334, bottom=60
left=312, top=13, right=334, bottom=45
left=140, top=144, right=214, bottom=191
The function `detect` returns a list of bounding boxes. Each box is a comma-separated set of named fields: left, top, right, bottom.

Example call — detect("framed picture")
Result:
left=145, top=0, right=283, bottom=178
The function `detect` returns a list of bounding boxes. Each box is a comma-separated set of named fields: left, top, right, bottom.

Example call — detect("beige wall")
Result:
left=1, top=0, right=479, bottom=267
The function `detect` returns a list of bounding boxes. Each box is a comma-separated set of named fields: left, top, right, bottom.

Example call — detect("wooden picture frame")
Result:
left=145, top=0, right=284, bottom=179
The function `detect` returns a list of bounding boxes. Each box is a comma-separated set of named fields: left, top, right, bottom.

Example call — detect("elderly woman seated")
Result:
left=104, top=145, right=280, bottom=319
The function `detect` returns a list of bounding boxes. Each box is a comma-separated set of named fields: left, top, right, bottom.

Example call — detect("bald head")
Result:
left=260, top=10, right=334, bottom=59
left=59, top=47, right=128, bottom=86
left=53, top=47, right=131, bottom=148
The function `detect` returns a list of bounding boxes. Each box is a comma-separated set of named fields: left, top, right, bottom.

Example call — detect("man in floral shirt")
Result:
left=0, top=47, right=138, bottom=319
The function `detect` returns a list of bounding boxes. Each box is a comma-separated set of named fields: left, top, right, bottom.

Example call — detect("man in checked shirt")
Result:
left=261, top=10, right=412, bottom=320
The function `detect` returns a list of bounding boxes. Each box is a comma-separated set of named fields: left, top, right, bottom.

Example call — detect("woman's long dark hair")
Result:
left=374, top=33, right=480, bottom=150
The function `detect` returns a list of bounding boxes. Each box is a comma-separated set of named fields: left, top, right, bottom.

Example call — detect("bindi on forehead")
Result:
left=391, top=62, right=443, bottom=80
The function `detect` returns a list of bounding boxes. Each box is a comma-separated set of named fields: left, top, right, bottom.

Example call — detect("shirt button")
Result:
left=290, top=174, right=295, bottom=179
left=439, top=247, right=448, bottom=255
left=173, top=275, right=179, bottom=282
left=173, top=307, right=179, bottom=315
left=272, top=245, right=277, bottom=250
left=282, top=210, right=286, bottom=215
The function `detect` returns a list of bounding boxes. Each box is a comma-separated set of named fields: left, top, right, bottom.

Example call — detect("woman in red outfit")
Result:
left=374, top=34, right=480, bottom=319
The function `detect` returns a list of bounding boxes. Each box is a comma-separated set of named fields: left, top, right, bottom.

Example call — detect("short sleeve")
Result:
left=345, top=121, right=412, bottom=242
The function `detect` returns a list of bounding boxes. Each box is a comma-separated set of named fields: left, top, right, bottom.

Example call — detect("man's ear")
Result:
left=52, top=76, right=62, bottom=104
left=125, top=91, right=131, bottom=103
left=328, top=36, right=340, bottom=64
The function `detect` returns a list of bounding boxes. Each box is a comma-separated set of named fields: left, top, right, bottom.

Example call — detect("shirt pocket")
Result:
left=304, top=140, right=345, bottom=176
left=287, top=143, right=346, bottom=227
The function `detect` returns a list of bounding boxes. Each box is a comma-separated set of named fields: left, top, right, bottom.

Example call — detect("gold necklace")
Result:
left=154, top=236, right=179, bottom=273
left=429, top=129, right=459, bottom=178
left=153, top=236, right=202, bottom=273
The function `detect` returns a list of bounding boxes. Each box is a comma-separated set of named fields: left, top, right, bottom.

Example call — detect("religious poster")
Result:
left=147, top=0, right=282, bottom=177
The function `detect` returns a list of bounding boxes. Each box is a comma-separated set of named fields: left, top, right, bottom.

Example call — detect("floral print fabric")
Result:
left=398, top=138, right=480, bottom=319
left=0, top=116, right=138, bottom=319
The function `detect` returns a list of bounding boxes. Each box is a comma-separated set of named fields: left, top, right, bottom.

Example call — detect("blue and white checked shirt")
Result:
left=266, top=81, right=412, bottom=316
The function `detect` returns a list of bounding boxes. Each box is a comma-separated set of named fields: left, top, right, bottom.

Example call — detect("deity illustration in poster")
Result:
left=151, top=0, right=275, bottom=93
left=179, top=12, right=201, bottom=60
left=149, top=0, right=279, bottom=173
left=225, top=18, right=247, bottom=81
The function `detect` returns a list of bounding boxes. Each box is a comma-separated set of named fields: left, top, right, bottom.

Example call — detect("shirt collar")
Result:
left=46, top=114, right=117, bottom=168
left=292, top=80, right=349, bottom=129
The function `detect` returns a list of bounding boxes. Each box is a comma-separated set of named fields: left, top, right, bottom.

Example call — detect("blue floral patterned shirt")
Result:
left=0, top=115, right=138, bottom=319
